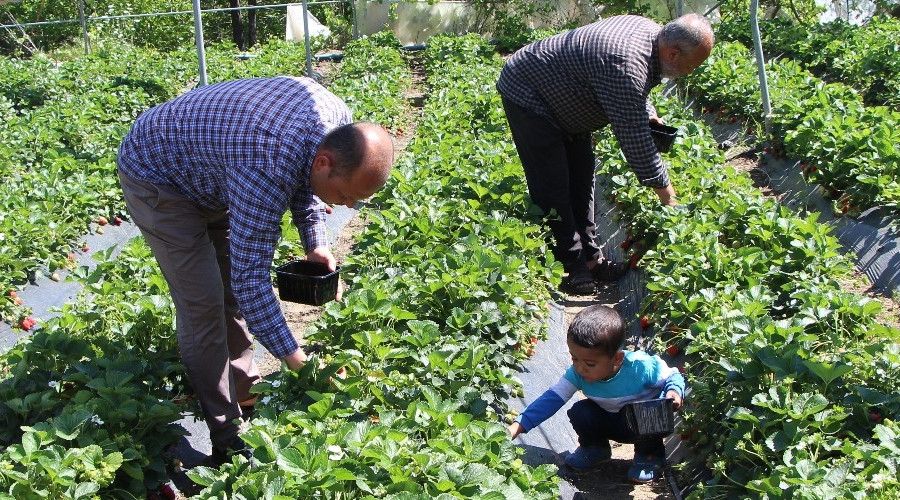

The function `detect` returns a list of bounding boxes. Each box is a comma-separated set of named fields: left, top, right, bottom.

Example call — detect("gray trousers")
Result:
left=501, top=96, right=601, bottom=270
left=118, top=170, right=261, bottom=450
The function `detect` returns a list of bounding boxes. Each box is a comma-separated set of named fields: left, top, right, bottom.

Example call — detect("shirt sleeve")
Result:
left=596, top=57, right=670, bottom=188
left=225, top=135, right=299, bottom=359
left=516, top=373, right=578, bottom=432
left=288, top=100, right=352, bottom=252
left=645, top=354, right=686, bottom=399
left=645, top=99, right=658, bottom=119
left=290, top=190, right=329, bottom=252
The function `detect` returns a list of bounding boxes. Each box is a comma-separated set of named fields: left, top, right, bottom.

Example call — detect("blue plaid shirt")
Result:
left=117, top=77, right=352, bottom=358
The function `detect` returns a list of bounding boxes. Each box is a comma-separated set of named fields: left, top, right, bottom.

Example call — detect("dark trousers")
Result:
left=118, top=171, right=261, bottom=450
left=501, top=96, right=601, bottom=270
left=568, top=399, right=665, bottom=457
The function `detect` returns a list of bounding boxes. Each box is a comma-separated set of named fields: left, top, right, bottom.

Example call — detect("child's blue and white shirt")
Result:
left=516, top=351, right=685, bottom=432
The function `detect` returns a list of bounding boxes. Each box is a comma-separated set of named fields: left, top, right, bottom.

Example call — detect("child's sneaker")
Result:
left=564, top=445, right=612, bottom=470
left=627, top=453, right=664, bottom=483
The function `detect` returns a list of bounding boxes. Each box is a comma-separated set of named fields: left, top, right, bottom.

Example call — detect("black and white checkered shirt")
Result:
left=497, top=15, right=670, bottom=188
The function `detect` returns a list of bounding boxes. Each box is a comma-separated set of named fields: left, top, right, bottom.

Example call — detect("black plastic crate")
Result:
left=275, top=260, right=340, bottom=306
left=622, top=398, right=675, bottom=438
left=649, top=122, right=679, bottom=153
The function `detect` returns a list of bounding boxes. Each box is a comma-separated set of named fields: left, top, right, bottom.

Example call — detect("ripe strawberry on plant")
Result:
left=666, top=344, right=680, bottom=357
left=19, top=317, right=35, bottom=331
left=113, top=216, right=123, bottom=226
left=639, top=316, right=651, bottom=329
left=628, top=253, right=642, bottom=269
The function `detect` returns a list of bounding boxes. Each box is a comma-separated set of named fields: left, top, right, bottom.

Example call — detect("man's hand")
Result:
left=654, top=185, right=678, bottom=206
left=665, top=390, right=683, bottom=411
left=307, top=246, right=336, bottom=271
left=306, top=246, right=344, bottom=300
left=507, top=421, right=524, bottom=439
left=282, top=348, right=308, bottom=371
left=649, top=115, right=665, bottom=127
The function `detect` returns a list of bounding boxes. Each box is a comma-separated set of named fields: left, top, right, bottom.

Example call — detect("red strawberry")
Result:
left=666, top=345, right=680, bottom=357
left=113, top=216, right=123, bottom=226
left=678, top=365, right=687, bottom=374
left=19, top=317, right=35, bottom=331
left=869, top=410, right=883, bottom=424
left=620, top=238, right=634, bottom=250
left=629, top=253, right=642, bottom=269
left=97, top=216, right=108, bottom=226
left=640, top=316, right=651, bottom=329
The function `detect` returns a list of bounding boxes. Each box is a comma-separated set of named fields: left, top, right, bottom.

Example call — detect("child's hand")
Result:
left=507, top=421, right=524, bottom=439
left=665, top=390, right=683, bottom=410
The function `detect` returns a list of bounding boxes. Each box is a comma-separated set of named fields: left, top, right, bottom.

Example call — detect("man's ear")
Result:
left=661, top=44, right=681, bottom=65
left=312, top=150, right=332, bottom=174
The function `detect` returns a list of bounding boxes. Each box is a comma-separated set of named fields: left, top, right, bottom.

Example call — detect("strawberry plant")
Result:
left=685, top=42, right=900, bottom=224
left=596, top=90, right=900, bottom=497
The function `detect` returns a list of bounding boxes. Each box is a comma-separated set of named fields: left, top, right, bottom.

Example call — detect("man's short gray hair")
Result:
left=660, top=14, right=714, bottom=53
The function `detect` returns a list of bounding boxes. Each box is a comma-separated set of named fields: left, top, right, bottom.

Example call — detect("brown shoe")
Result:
left=591, top=260, right=627, bottom=282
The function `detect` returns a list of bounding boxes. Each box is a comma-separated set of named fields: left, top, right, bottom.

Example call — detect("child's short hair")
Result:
left=567, top=305, right=625, bottom=357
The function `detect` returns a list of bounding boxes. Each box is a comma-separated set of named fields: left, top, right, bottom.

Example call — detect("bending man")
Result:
left=498, top=14, right=714, bottom=294
left=116, top=76, right=394, bottom=464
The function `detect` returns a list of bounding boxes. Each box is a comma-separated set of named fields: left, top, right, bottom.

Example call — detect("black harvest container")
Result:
left=622, top=398, right=675, bottom=438
left=275, top=260, right=340, bottom=306
left=649, top=122, right=679, bottom=153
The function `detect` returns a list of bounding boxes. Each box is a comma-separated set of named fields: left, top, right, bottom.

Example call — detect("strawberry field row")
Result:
left=0, top=34, right=415, bottom=499
left=685, top=42, right=900, bottom=226
left=597, top=91, right=900, bottom=498
left=718, top=15, right=899, bottom=108
left=0, top=39, right=336, bottom=333
left=187, top=35, right=562, bottom=498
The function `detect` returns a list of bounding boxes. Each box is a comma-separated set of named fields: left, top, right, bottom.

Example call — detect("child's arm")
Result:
left=508, top=373, right=578, bottom=438
left=647, top=354, right=686, bottom=409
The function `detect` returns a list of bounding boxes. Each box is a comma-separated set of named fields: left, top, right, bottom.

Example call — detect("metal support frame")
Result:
left=750, top=0, right=772, bottom=137
left=302, top=0, right=313, bottom=78
left=77, top=0, right=90, bottom=54
left=192, top=0, right=208, bottom=87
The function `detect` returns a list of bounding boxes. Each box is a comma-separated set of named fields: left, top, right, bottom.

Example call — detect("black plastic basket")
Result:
left=623, top=398, right=675, bottom=438
left=649, top=122, right=679, bottom=153
left=275, top=261, right=340, bottom=306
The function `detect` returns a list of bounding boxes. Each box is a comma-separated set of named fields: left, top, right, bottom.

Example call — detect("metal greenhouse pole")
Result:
left=302, top=0, right=314, bottom=78
left=192, top=0, right=208, bottom=86
left=77, top=0, right=90, bottom=54
left=749, top=0, right=772, bottom=136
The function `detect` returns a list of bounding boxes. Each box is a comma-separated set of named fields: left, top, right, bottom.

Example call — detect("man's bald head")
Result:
left=319, top=122, right=394, bottom=184
left=658, top=14, right=715, bottom=79
left=310, top=122, right=395, bottom=207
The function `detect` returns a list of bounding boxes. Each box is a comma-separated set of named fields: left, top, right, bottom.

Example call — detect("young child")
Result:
left=507, top=304, right=685, bottom=483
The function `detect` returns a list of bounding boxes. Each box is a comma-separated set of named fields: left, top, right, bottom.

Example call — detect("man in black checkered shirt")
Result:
left=498, top=14, right=714, bottom=295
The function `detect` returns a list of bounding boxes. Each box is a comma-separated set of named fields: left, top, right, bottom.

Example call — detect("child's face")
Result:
left=567, top=339, right=623, bottom=383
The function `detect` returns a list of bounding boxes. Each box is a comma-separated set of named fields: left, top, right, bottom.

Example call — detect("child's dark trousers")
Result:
left=567, top=399, right=665, bottom=456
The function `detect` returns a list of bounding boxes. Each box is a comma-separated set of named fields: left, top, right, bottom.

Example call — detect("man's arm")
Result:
left=225, top=152, right=304, bottom=364
left=598, top=61, right=675, bottom=205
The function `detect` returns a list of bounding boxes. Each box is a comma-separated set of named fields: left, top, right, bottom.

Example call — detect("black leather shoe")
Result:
left=592, top=260, right=627, bottom=282
left=560, top=266, right=596, bottom=295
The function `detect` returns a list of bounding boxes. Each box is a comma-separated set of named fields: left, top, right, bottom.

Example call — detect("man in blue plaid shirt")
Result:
left=498, top=14, right=713, bottom=295
left=117, top=76, right=394, bottom=464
